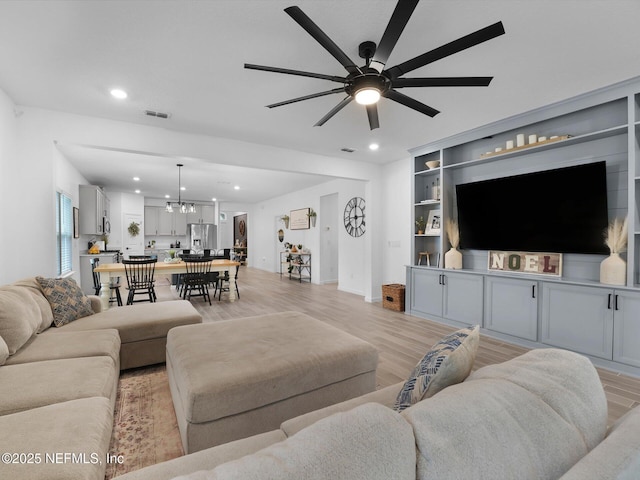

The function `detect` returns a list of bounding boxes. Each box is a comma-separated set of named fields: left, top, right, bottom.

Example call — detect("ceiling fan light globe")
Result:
left=355, top=88, right=381, bottom=105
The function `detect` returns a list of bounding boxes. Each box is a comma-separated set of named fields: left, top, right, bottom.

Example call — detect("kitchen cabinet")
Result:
left=145, top=207, right=187, bottom=236
left=144, top=206, right=158, bottom=235
left=79, top=185, right=110, bottom=235
left=409, top=268, right=483, bottom=326
left=484, top=276, right=538, bottom=341
left=541, top=282, right=640, bottom=365
left=612, top=290, right=640, bottom=367
left=187, top=204, right=215, bottom=224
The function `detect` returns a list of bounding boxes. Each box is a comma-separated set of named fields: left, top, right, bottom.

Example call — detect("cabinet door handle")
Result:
left=441, top=275, right=446, bottom=286
left=607, top=293, right=612, bottom=310
left=531, top=285, right=536, bottom=299
left=615, top=294, right=620, bottom=311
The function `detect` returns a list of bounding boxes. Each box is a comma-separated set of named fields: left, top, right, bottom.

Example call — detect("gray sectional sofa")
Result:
left=115, top=348, right=640, bottom=480
left=0, top=277, right=202, bottom=480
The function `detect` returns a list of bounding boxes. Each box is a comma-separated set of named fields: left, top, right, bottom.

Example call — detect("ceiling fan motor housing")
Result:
left=346, top=71, right=390, bottom=97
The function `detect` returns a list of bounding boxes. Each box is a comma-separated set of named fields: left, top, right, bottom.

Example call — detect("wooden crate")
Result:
left=382, top=284, right=405, bottom=312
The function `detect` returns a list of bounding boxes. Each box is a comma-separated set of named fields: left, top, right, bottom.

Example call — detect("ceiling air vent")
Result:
left=341, top=147, right=355, bottom=153
left=144, top=110, right=171, bottom=119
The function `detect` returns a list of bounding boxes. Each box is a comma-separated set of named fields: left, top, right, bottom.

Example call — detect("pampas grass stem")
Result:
left=605, top=217, right=628, bottom=254
left=446, top=219, right=460, bottom=249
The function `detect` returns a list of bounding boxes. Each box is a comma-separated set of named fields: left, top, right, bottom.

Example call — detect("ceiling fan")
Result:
left=244, top=1, right=505, bottom=130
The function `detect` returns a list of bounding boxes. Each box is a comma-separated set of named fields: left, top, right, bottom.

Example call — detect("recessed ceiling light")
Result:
left=369, top=143, right=379, bottom=151
left=234, top=186, right=240, bottom=190
left=180, top=186, right=186, bottom=191
left=135, top=189, right=141, bottom=194
left=212, top=197, right=217, bottom=202
left=133, top=177, right=140, bottom=182
left=165, top=194, right=170, bottom=199
left=110, top=88, right=128, bottom=100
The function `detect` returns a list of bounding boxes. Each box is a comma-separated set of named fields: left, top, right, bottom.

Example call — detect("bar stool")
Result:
left=417, top=251, right=430, bottom=266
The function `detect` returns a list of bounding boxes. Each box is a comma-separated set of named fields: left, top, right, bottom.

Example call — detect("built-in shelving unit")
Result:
left=406, top=76, right=640, bottom=377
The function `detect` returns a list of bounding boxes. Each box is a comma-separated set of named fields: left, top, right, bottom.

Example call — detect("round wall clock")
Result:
left=344, top=196, right=366, bottom=237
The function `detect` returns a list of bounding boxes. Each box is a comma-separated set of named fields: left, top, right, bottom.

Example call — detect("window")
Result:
left=56, top=191, right=73, bottom=276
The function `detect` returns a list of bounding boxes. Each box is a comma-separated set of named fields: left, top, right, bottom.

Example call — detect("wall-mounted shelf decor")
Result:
left=290, top=207, right=310, bottom=230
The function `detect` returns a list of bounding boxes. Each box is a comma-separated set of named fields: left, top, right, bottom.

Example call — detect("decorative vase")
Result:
left=600, top=252, right=626, bottom=285
left=444, top=247, right=462, bottom=270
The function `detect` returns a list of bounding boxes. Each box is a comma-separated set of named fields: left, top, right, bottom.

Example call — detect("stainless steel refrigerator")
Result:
left=188, top=223, right=217, bottom=252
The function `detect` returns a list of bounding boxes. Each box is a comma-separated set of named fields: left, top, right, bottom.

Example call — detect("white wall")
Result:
left=1, top=103, right=410, bottom=301
left=0, top=88, right=18, bottom=285
left=53, top=147, right=90, bottom=283
left=250, top=178, right=369, bottom=296
left=381, top=156, right=412, bottom=284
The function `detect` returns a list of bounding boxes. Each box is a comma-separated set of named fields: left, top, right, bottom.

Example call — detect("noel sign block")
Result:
left=488, top=251, right=563, bottom=277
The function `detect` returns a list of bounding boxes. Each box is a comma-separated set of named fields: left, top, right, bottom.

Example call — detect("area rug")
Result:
left=105, top=365, right=184, bottom=479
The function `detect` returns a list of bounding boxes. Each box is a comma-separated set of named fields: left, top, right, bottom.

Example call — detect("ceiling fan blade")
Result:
left=245, top=64, right=346, bottom=83
left=385, top=89, right=440, bottom=117
left=366, top=104, right=380, bottom=130
left=266, top=88, right=345, bottom=108
left=284, top=6, right=361, bottom=75
left=314, top=96, right=353, bottom=126
left=369, top=0, right=419, bottom=73
left=386, top=21, right=505, bottom=79
left=393, top=76, right=494, bottom=87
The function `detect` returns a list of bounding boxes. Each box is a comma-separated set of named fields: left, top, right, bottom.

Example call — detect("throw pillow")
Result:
left=0, top=285, right=42, bottom=354
left=394, top=325, right=479, bottom=412
left=36, top=276, right=95, bottom=327
left=0, top=335, right=9, bottom=365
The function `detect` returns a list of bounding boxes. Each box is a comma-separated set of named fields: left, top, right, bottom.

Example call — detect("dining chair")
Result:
left=182, top=257, right=213, bottom=305
left=122, top=258, right=157, bottom=305
left=215, top=264, right=240, bottom=301
left=90, top=257, right=122, bottom=306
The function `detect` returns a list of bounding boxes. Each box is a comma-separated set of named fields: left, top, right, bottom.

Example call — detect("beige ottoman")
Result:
left=167, top=311, right=378, bottom=453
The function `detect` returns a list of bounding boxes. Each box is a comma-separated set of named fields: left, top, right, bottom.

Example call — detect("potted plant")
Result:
left=307, top=208, right=317, bottom=227
left=281, top=215, right=290, bottom=229
left=415, top=216, right=426, bottom=234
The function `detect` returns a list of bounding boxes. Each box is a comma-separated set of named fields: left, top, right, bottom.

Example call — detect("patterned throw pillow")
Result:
left=394, top=325, right=479, bottom=412
left=36, top=277, right=95, bottom=327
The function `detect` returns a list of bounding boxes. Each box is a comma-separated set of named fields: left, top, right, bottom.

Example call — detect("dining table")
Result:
left=94, top=259, right=240, bottom=310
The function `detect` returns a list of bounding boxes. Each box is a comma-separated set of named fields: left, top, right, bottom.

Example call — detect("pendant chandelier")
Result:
left=166, top=164, right=196, bottom=214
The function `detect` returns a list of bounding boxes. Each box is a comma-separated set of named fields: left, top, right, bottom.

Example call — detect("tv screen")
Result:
left=455, top=161, right=609, bottom=254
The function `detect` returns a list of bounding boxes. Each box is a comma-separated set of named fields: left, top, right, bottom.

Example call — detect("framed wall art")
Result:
left=290, top=207, right=310, bottom=230
left=426, top=209, right=441, bottom=235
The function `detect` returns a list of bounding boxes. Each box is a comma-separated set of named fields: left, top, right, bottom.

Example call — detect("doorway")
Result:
left=319, top=193, right=339, bottom=284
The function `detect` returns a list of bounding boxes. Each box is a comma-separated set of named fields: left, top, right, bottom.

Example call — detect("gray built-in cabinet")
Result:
left=406, top=76, right=640, bottom=377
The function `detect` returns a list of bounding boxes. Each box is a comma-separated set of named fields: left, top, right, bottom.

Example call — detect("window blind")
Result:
left=57, top=191, right=73, bottom=276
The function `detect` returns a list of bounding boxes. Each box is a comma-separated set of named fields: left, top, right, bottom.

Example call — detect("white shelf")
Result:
left=443, top=125, right=628, bottom=171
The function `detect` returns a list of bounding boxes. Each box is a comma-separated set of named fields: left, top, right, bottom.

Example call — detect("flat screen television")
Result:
left=455, top=161, right=609, bottom=254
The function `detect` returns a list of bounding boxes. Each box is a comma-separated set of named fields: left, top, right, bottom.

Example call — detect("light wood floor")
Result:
left=155, top=267, right=640, bottom=426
